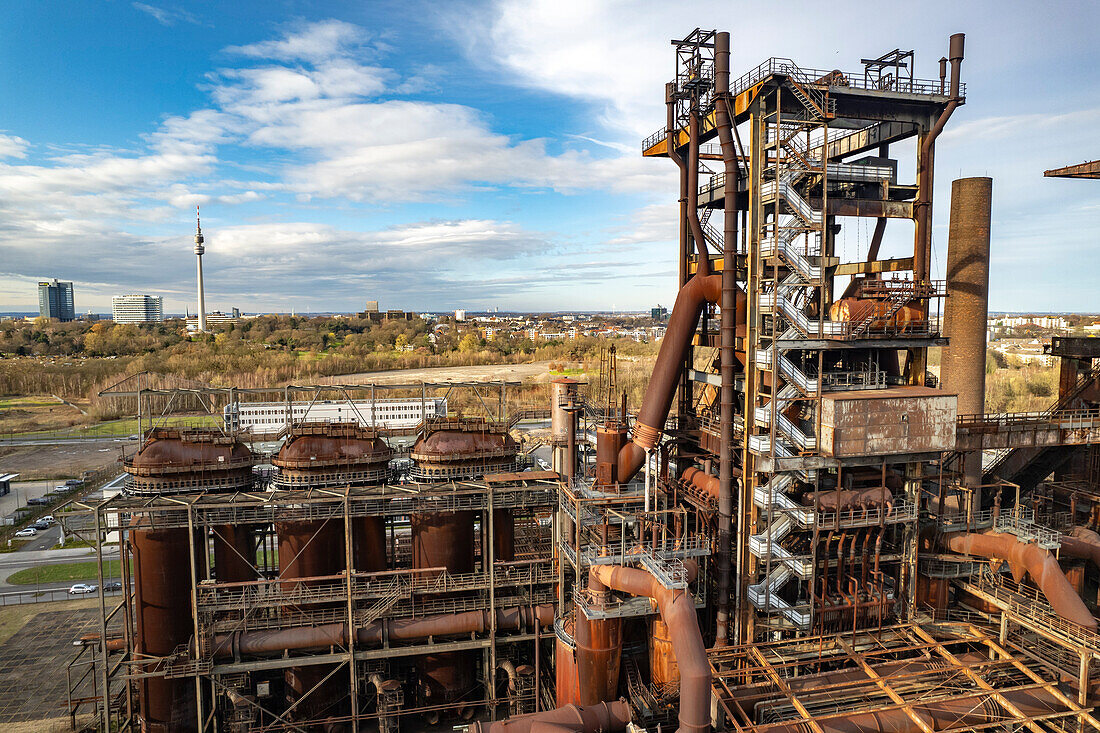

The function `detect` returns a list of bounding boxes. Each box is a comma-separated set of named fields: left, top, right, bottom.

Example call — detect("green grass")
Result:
left=6, top=559, right=125, bottom=585
left=8, top=413, right=219, bottom=439
left=0, top=398, right=60, bottom=408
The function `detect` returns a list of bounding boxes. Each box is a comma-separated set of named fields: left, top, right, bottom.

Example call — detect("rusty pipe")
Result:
left=468, top=700, right=631, bottom=733
left=618, top=83, right=749, bottom=483
left=1059, top=527, right=1100, bottom=569
left=714, top=28, right=738, bottom=647
left=946, top=532, right=1096, bottom=628
left=590, top=564, right=710, bottom=733
left=212, top=604, right=554, bottom=657
left=914, top=33, right=964, bottom=283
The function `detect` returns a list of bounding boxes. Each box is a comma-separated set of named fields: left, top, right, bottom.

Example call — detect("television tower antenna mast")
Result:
left=194, top=206, right=207, bottom=332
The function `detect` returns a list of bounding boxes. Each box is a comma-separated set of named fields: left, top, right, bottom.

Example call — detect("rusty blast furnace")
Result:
left=65, top=27, right=1100, bottom=733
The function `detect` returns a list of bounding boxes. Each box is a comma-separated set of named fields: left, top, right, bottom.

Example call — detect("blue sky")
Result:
left=0, top=0, right=1098, bottom=314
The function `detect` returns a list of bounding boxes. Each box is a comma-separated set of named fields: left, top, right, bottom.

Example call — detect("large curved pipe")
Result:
left=946, top=532, right=1096, bottom=628
left=914, top=33, right=964, bottom=283
left=618, top=79, right=750, bottom=484
left=468, top=700, right=631, bottom=733
left=590, top=564, right=710, bottom=733
left=1059, top=527, right=1100, bottom=569
left=211, top=604, right=554, bottom=657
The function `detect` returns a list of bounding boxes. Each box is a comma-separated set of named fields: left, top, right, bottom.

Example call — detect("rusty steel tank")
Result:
left=411, top=508, right=477, bottom=719
left=272, top=422, right=392, bottom=489
left=554, top=615, right=581, bottom=707
left=132, top=522, right=201, bottom=732
left=595, top=422, right=628, bottom=487
left=125, top=427, right=254, bottom=496
left=125, top=428, right=255, bottom=730
left=273, top=422, right=392, bottom=573
left=409, top=417, right=519, bottom=481
left=276, top=515, right=348, bottom=725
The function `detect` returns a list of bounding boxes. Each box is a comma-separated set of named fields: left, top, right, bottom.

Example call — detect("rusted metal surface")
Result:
left=467, top=700, right=630, bottom=733
left=125, top=427, right=253, bottom=495
left=555, top=631, right=581, bottom=707
left=595, top=423, right=627, bottom=487
left=574, top=574, right=622, bottom=705
left=818, top=387, right=957, bottom=457
left=353, top=516, right=387, bottom=572
left=591, top=563, right=709, bottom=733
left=648, top=616, right=679, bottom=687
left=276, top=518, right=347, bottom=722
left=411, top=419, right=519, bottom=480
left=946, top=531, right=1096, bottom=628
left=212, top=523, right=256, bottom=583
left=132, top=524, right=196, bottom=732
left=551, top=378, right=580, bottom=444
left=913, top=34, right=965, bottom=283
left=1044, top=159, right=1100, bottom=179
left=494, top=508, right=515, bottom=562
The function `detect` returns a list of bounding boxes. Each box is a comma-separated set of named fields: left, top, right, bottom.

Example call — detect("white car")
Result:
left=14, top=527, right=37, bottom=537
left=68, top=583, right=98, bottom=595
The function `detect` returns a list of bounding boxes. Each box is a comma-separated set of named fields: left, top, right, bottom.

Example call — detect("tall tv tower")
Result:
left=194, top=206, right=207, bottom=332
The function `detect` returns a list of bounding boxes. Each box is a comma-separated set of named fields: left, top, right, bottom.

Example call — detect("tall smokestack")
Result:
left=941, top=177, right=992, bottom=490
left=194, top=206, right=207, bottom=332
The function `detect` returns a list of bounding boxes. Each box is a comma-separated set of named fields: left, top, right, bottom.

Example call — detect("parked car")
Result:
left=40, top=515, right=55, bottom=524
left=68, top=583, right=98, bottom=595
left=65, top=478, right=84, bottom=487
left=32, top=520, right=51, bottom=531
left=14, top=527, right=37, bottom=537
left=26, top=497, right=49, bottom=506
left=103, top=581, right=123, bottom=592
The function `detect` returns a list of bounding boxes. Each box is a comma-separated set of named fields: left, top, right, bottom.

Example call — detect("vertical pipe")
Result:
left=940, top=177, right=992, bottom=490
left=714, top=29, right=737, bottom=647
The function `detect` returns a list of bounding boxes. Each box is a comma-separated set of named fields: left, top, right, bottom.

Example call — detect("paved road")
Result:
left=13, top=524, right=62, bottom=552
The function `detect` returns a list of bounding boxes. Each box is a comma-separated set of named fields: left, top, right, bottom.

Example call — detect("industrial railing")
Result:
left=643, top=57, right=963, bottom=151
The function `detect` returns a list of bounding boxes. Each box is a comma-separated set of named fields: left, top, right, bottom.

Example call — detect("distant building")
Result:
left=455, top=309, right=467, bottom=322
left=186, top=311, right=237, bottom=331
left=112, top=294, right=164, bottom=324
left=364, top=300, right=379, bottom=313
left=224, top=398, right=447, bottom=433
left=651, top=305, right=668, bottom=321
left=38, top=279, right=75, bottom=321
left=232, top=307, right=241, bottom=319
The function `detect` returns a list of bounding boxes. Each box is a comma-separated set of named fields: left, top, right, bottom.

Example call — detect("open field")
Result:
left=0, top=442, right=122, bottom=480
left=0, top=395, right=90, bottom=434
left=318, top=360, right=555, bottom=385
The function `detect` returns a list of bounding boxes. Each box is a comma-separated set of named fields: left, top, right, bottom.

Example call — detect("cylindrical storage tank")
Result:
left=941, top=176, right=992, bottom=490
left=595, top=424, right=627, bottom=487
left=272, top=422, right=391, bottom=489
left=353, top=516, right=387, bottom=573
left=125, top=428, right=253, bottom=495
left=133, top=524, right=197, bottom=732
left=554, top=617, right=580, bottom=707
left=411, top=510, right=477, bottom=716
left=213, top=524, right=257, bottom=583
left=574, top=611, right=622, bottom=705
left=648, top=616, right=679, bottom=688
left=551, top=378, right=579, bottom=442
left=409, top=419, right=518, bottom=482
left=276, top=518, right=347, bottom=723
left=493, top=508, right=515, bottom=563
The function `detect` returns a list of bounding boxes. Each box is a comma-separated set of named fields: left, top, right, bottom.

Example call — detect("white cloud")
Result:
left=225, top=19, right=368, bottom=64
left=0, top=133, right=29, bottom=159
left=132, top=3, right=200, bottom=27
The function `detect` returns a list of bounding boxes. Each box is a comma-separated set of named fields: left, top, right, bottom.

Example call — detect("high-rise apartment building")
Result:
left=38, top=279, right=75, bottom=321
left=112, top=295, right=164, bottom=324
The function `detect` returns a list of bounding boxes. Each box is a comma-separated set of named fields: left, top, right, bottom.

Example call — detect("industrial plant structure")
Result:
left=59, top=28, right=1100, bottom=733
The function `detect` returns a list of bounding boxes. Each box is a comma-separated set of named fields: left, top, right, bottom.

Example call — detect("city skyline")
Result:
left=1, top=1, right=1098, bottom=314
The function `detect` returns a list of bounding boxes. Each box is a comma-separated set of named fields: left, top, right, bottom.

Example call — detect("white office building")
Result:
left=112, top=294, right=164, bottom=324
left=224, top=398, right=448, bottom=433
